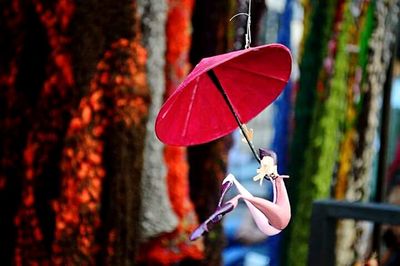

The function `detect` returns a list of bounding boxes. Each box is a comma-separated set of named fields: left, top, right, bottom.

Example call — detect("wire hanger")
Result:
left=230, top=0, right=252, bottom=49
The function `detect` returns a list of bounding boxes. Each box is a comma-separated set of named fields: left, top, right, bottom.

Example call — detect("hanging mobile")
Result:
left=155, top=0, right=292, bottom=240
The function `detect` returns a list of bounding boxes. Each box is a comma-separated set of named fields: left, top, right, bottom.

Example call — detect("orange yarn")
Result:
left=52, top=38, right=148, bottom=265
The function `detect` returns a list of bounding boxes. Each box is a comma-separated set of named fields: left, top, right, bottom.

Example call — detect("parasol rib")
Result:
left=223, top=63, right=289, bottom=83
left=207, top=70, right=261, bottom=163
left=182, top=76, right=199, bottom=138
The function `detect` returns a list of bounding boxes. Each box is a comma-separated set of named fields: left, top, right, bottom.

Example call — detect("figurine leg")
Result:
left=190, top=174, right=290, bottom=240
left=223, top=174, right=281, bottom=235
left=190, top=174, right=238, bottom=241
left=241, top=176, right=291, bottom=230
left=222, top=174, right=253, bottom=198
left=218, top=176, right=234, bottom=207
left=190, top=201, right=235, bottom=241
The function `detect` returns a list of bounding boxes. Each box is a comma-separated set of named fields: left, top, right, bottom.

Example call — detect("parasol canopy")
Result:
left=155, top=43, right=292, bottom=160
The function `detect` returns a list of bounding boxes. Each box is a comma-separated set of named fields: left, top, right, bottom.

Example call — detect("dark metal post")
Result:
left=309, top=200, right=400, bottom=266
left=373, top=40, right=397, bottom=258
left=308, top=203, right=335, bottom=266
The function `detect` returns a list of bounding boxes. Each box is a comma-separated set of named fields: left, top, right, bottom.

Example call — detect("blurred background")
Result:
left=1, top=0, right=400, bottom=265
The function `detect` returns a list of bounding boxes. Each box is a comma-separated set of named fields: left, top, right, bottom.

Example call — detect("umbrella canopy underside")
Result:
left=156, top=44, right=292, bottom=146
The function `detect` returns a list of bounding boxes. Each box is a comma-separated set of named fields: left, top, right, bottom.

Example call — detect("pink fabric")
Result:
left=155, top=44, right=292, bottom=146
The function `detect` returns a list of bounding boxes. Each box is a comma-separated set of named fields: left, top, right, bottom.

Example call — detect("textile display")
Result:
left=335, top=1, right=399, bottom=264
left=287, top=1, right=351, bottom=264
left=14, top=0, right=76, bottom=264
left=285, top=0, right=400, bottom=264
left=1, top=1, right=150, bottom=264
left=333, top=2, right=374, bottom=264
left=54, top=38, right=149, bottom=265
left=286, top=0, right=338, bottom=217
left=283, top=1, right=339, bottom=264
left=1, top=1, right=399, bottom=265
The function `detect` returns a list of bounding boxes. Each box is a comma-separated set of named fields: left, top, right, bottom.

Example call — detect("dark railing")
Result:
left=308, top=200, right=400, bottom=266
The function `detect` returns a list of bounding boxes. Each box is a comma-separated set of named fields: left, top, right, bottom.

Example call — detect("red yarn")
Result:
left=14, top=1, right=75, bottom=264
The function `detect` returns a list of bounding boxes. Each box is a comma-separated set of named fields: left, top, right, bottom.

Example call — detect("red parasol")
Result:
left=155, top=43, right=292, bottom=162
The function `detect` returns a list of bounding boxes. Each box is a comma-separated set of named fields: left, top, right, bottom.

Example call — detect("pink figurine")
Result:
left=190, top=149, right=291, bottom=241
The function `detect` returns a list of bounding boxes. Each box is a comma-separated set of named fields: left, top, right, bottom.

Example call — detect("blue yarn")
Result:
left=271, top=0, right=293, bottom=174
left=268, top=2, right=293, bottom=266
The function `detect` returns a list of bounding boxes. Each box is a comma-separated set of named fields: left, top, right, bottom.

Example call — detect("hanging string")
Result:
left=230, top=0, right=252, bottom=49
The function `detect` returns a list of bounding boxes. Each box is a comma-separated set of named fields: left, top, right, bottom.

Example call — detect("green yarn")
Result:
left=282, top=1, right=338, bottom=265
left=286, top=1, right=353, bottom=265
left=359, top=1, right=375, bottom=75
left=357, top=1, right=375, bottom=115
left=287, top=0, right=338, bottom=222
left=282, top=1, right=338, bottom=264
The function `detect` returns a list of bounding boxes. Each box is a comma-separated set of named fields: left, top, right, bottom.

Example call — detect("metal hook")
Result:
left=229, top=0, right=252, bottom=49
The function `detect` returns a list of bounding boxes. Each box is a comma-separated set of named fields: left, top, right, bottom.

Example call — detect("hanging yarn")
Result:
left=287, top=1, right=352, bottom=264
left=351, top=0, right=399, bottom=202
left=271, top=0, right=293, bottom=174
left=334, top=0, right=372, bottom=200
left=2, top=1, right=145, bottom=264
left=297, top=0, right=311, bottom=61
left=287, top=0, right=338, bottom=212
left=136, top=0, right=204, bottom=264
left=0, top=1, right=33, bottom=264
left=284, top=2, right=338, bottom=264
left=137, top=0, right=179, bottom=241
left=137, top=148, right=204, bottom=265
left=14, top=1, right=76, bottom=264
left=267, top=2, right=293, bottom=265
left=52, top=1, right=145, bottom=264
left=52, top=38, right=149, bottom=265
left=258, top=3, right=280, bottom=45
left=334, top=2, right=373, bottom=265
left=102, top=41, right=149, bottom=266
left=335, top=1, right=400, bottom=265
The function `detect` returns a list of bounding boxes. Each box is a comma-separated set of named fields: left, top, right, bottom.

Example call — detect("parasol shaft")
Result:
left=207, top=70, right=261, bottom=163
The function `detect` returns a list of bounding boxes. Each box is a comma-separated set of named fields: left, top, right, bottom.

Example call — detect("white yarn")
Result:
left=138, top=0, right=178, bottom=241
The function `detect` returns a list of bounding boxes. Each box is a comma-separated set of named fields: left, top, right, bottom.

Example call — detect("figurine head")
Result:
left=259, top=148, right=277, bottom=165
